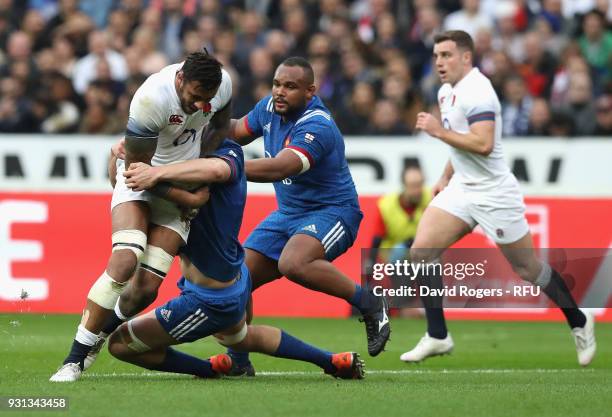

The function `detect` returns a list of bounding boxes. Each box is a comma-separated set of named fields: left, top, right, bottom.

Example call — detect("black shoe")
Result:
left=360, top=296, right=390, bottom=356
left=227, top=360, right=256, bottom=377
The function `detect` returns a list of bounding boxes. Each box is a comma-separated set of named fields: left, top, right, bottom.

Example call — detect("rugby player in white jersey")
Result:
left=399, top=31, right=595, bottom=366
left=50, top=51, right=233, bottom=382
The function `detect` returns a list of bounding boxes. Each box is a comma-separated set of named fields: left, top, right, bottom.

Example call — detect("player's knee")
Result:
left=88, top=272, right=127, bottom=310
left=140, top=245, right=174, bottom=280
left=409, top=247, right=437, bottom=264
left=512, top=261, right=539, bottom=283
left=109, top=230, right=147, bottom=279
left=278, top=256, right=309, bottom=281
left=108, top=325, right=130, bottom=360
left=107, top=251, right=138, bottom=281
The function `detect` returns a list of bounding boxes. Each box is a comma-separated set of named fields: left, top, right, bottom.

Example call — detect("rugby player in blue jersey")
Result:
left=225, top=57, right=390, bottom=374
left=100, top=139, right=364, bottom=380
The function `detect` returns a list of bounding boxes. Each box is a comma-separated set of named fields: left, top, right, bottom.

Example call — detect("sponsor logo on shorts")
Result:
left=160, top=308, right=172, bottom=321
left=169, top=115, right=183, bottom=125
left=496, top=228, right=504, bottom=238
left=302, top=224, right=318, bottom=234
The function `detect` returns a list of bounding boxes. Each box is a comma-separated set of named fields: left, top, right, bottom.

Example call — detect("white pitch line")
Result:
left=84, top=368, right=593, bottom=378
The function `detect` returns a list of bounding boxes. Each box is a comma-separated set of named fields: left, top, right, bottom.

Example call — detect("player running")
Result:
left=400, top=31, right=595, bottom=366
left=223, top=57, right=390, bottom=373
left=50, top=51, right=232, bottom=382
left=102, top=140, right=364, bottom=381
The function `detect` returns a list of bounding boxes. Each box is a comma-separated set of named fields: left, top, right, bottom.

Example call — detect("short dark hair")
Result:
left=182, top=51, right=223, bottom=92
left=280, top=56, right=314, bottom=85
left=434, top=30, right=475, bottom=55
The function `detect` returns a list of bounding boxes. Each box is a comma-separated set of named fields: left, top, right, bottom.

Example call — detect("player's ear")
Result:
left=305, top=83, right=316, bottom=100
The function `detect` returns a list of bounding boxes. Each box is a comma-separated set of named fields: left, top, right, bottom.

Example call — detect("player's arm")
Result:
left=150, top=183, right=210, bottom=209
left=245, top=149, right=305, bottom=182
left=229, top=116, right=258, bottom=146
left=201, top=100, right=232, bottom=155
left=125, top=158, right=233, bottom=191
left=432, top=159, right=454, bottom=196
left=108, top=149, right=118, bottom=188
left=416, top=112, right=495, bottom=156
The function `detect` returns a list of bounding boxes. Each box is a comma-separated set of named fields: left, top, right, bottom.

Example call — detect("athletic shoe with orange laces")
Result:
left=209, top=353, right=233, bottom=377
left=325, top=352, right=365, bottom=379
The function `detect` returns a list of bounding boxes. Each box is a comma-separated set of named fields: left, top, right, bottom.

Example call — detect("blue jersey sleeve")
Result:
left=208, top=140, right=244, bottom=183
left=287, top=116, right=334, bottom=167
left=245, top=96, right=273, bottom=138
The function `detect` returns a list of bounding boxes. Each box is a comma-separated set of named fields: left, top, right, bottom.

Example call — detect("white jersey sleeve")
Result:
left=126, top=84, right=168, bottom=139
left=439, top=68, right=509, bottom=185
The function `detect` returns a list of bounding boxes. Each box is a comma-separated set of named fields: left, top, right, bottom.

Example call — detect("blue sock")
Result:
left=350, top=284, right=377, bottom=315
left=63, top=340, right=91, bottom=369
left=273, top=331, right=333, bottom=372
left=227, top=347, right=250, bottom=367
left=150, top=348, right=215, bottom=378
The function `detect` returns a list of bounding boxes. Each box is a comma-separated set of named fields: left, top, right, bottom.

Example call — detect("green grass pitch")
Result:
left=0, top=313, right=610, bottom=417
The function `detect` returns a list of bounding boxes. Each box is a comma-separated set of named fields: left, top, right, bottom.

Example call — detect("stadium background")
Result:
left=0, top=0, right=611, bottom=321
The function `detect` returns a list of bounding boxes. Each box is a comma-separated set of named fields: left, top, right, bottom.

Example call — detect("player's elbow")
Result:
left=478, top=141, right=494, bottom=156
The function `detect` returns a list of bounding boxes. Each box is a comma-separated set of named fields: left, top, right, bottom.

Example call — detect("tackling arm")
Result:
left=245, top=149, right=305, bottom=182
left=229, top=116, right=258, bottom=146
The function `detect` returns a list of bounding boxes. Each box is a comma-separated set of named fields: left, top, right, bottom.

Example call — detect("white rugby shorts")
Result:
left=430, top=174, right=529, bottom=244
left=110, top=159, right=190, bottom=242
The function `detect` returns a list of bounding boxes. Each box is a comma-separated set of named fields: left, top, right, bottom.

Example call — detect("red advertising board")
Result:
left=0, top=193, right=610, bottom=321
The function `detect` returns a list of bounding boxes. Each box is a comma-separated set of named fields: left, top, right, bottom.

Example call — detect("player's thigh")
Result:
left=244, top=210, right=290, bottom=263
left=411, top=206, right=472, bottom=262
left=149, top=196, right=191, bottom=243
left=245, top=248, right=282, bottom=290
left=140, top=224, right=182, bottom=283
left=279, top=233, right=325, bottom=274
left=111, top=201, right=150, bottom=232
left=284, top=209, right=361, bottom=262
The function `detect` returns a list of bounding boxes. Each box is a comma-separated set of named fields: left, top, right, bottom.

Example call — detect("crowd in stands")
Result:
left=0, top=0, right=610, bottom=137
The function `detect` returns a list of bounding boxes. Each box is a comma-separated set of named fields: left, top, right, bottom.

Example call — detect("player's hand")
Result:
left=124, top=162, right=161, bottom=191
left=415, top=112, right=443, bottom=138
left=111, top=138, right=126, bottom=160
left=190, top=186, right=211, bottom=208
left=432, top=177, right=450, bottom=196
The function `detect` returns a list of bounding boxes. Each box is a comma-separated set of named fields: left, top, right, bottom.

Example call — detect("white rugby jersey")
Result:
left=127, top=63, right=232, bottom=166
left=438, top=67, right=510, bottom=185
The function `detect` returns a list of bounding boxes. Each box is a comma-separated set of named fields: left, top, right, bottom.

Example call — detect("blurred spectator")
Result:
left=517, top=31, right=558, bottom=97
left=368, top=165, right=431, bottom=265
left=548, top=110, right=576, bottom=137
left=105, top=9, right=133, bottom=52
left=578, top=10, right=612, bottom=89
left=556, top=71, right=597, bottom=135
left=367, top=99, right=410, bottom=136
left=283, top=7, right=310, bottom=57
left=72, top=31, right=128, bottom=95
left=158, top=0, right=196, bottom=63
left=593, top=94, right=612, bottom=136
left=336, top=81, right=376, bottom=135
left=443, top=0, right=493, bottom=39
left=40, top=72, right=80, bottom=133
left=550, top=49, right=590, bottom=106
left=51, top=35, right=77, bottom=78
left=502, top=75, right=533, bottom=137
left=526, top=98, right=552, bottom=136
left=130, top=27, right=168, bottom=75
left=21, top=9, right=47, bottom=52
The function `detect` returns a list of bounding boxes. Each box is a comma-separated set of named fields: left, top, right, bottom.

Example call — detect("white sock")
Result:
left=534, top=262, right=552, bottom=288
left=75, top=324, right=99, bottom=346
left=114, top=299, right=129, bottom=321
